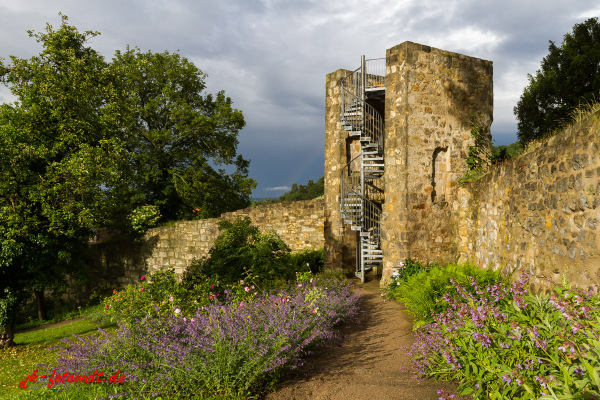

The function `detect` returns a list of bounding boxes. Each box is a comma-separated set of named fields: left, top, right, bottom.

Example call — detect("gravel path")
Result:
left=265, top=278, right=469, bottom=400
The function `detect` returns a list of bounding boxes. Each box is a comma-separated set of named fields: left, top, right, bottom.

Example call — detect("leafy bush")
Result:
left=194, top=218, right=298, bottom=284
left=102, top=268, right=221, bottom=328
left=410, top=273, right=600, bottom=399
left=290, top=248, right=324, bottom=274
left=29, top=276, right=359, bottom=399
left=388, top=261, right=504, bottom=328
left=128, top=204, right=161, bottom=237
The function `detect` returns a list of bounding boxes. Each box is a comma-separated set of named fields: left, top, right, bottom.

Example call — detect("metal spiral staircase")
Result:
left=340, top=56, right=385, bottom=282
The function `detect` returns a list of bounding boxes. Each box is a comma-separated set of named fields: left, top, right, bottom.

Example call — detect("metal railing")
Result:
left=340, top=154, right=382, bottom=243
left=339, top=55, right=385, bottom=281
left=364, top=58, right=385, bottom=90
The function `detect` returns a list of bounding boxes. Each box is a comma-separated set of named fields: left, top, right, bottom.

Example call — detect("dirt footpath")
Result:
left=265, top=278, right=468, bottom=400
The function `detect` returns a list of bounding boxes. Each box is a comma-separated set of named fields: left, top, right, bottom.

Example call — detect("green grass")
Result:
left=0, top=318, right=115, bottom=399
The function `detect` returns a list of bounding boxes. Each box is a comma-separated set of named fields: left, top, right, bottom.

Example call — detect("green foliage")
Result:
left=252, top=176, right=324, bottom=206
left=0, top=15, right=129, bottom=335
left=102, top=269, right=221, bottom=328
left=411, top=275, right=600, bottom=399
left=491, top=141, right=522, bottom=163
left=290, top=248, right=324, bottom=274
left=127, top=204, right=161, bottom=238
left=514, top=18, right=600, bottom=144
left=197, top=218, right=298, bottom=284
left=388, top=261, right=504, bottom=328
left=111, top=47, right=256, bottom=220
left=278, top=176, right=324, bottom=202
left=465, top=115, right=491, bottom=172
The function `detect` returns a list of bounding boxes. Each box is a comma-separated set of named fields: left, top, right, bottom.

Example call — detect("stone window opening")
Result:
left=431, top=146, right=448, bottom=203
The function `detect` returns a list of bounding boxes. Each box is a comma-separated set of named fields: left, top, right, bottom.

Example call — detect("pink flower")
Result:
left=141, top=287, right=145, bottom=291
left=140, top=276, right=145, bottom=281
left=245, top=286, right=250, bottom=292
left=312, top=309, right=317, bottom=313
left=211, top=285, right=215, bottom=289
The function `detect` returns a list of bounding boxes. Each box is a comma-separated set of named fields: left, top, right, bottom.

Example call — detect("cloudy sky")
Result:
left=0, top=1, right=599, bottom=198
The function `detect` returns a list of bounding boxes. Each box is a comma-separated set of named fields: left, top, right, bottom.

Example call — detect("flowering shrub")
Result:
left=388, top=261, right=504, bottom=328
left=31, top=276, right=359, bottom=398
left=103, top=268, right=222, bottom=329
left=409, top=273, right=600, bottom=399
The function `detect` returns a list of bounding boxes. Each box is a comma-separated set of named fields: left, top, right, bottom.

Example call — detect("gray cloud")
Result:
left=0, top=0, right=598, bottom=197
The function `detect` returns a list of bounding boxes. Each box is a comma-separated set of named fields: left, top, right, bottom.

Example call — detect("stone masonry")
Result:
left=456, top=111, right=600, bottom=289
left=325, top=41, right=493, bottom=284
left=90, top=199, right=324, bottom=287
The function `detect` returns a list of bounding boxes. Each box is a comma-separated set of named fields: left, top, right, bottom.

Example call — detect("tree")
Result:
left=110, top=48, right=256, bottom=220
left=0, top=16, right=127, bottom=346
left=514, top=18, right=600, bottom=144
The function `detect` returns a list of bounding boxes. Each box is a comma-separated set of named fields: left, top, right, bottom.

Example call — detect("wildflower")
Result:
left=245, top=286, right=250, bottom=292
left=140, top=287, right=145, bottom=292
left=240, top=280, right=244, bottom=285
left=211, top=285, right=215, bottom=289
left=169, top=296, right=174, bottom=302
left=140, top=276, right=145, bottom=281
left=298, top=284, right=303, bottom=287
left=174, top=309, right=181, bottom=314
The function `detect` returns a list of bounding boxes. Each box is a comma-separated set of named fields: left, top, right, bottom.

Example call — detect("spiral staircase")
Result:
left=340, top=56, right=385, bottom=282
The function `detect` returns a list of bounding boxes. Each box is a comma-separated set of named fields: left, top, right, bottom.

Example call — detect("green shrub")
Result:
left=128, top=204, right=161, bottom=237
left=102, top=268, right=220, bottom=328
left=412, top=275, right=600, bottom=399
left=196, top=217, right=298, bottom=284
left=389, top=261, right=504, bottom=328
left=290, top=248, right=324, bottom=274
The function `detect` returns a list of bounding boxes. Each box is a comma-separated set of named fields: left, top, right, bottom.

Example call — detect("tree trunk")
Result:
left=34, top=289, right=48, bottom=321
left=0, top=322, right=14, bottom=349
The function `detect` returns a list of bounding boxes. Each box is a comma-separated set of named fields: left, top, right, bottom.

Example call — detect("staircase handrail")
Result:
left=340, top=154, right=382, bottom=242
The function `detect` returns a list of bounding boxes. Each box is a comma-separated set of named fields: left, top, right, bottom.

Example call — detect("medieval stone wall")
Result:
left=380, top=42, right=493, bottom=283
left=324, top=69, right=358, bottom=272
left=90, top=199, right=325, bottom=287
left=455, top=111, right=600, bottom=288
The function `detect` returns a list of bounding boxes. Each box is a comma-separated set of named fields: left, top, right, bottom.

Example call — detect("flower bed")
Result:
left=406, top=271, right=600, bottom=399
left=25, top=274, right=359, bottom=399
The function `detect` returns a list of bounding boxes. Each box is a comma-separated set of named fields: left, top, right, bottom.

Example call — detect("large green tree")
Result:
left=0, top=17, right=256, bottom=346
left=514, top=18, right=600, bottom=144
left=111, top=48, right=256, bottom=220
left=0, top=16, right=127, bottom=346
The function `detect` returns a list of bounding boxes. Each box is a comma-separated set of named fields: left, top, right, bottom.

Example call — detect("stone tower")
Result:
left=324, top=41, right=493, bottom=284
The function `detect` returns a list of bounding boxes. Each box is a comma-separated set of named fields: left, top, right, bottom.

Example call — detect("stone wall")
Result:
left=380, top=42, right=493, bottom=283
left=90, top=199, right=325, bottom=287
left=455, top=111, right=600, bottom=288
left=324, top=69, right=358, bottom=272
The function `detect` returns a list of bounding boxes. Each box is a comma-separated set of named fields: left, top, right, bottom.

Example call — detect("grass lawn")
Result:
left=0, top=318, right=114, bottom=399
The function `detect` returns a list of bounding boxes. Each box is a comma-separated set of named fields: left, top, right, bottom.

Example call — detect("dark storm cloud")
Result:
left=0, top=0, right=598, bottom=196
